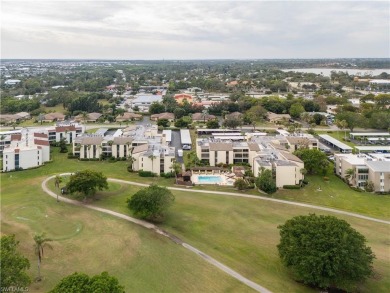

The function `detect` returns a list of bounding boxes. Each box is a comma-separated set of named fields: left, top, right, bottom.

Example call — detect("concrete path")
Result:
left=108, top=178, right=390, bottom=225
left=42, top=175, right=272, bottom=293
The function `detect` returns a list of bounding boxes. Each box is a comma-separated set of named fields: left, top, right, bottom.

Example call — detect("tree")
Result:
left=345, top=168, right=355, bottom=184
left=294, top=149, right=329, bottom=175
left=206, top=119, right=219, bottom=129
left=174, top=117, right=191, bottom=128
left=246, top=105, right=267, bottom=129
left=223, top=117, right=242, bottom=129
left=335, top=119, right=348, bottom=140
left=127, top=184, right=175, bottom=221
left=289, top=103, right=305, bottom=119
left=336, top=111, right=364, bottom=132
left=149, top=102, right=165, bottom=114
left=148, top=154, right=157, bottom=174
left=277, top=214, right=375, bottom=291
left=33, top=233, right=53, bottom=281
left=49, top=272, right=125, bottom=293
left=0, top=235, right=31, bottom=288
left=59, top=138, right=68, bottom=153
left=127, top=156, right=136, bottom=172
left=233, top=178, right=248, bottom=190
left=157, top=118, right=170, bottom=128
left=170, top=159, right=182, bottom=184
left=54, top=175, right=63, bottom=202
left=66, top=170, right=108, bottom=199
left=255, top=168, right=277, bottom=194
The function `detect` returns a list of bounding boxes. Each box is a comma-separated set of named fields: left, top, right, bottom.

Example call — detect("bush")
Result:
left=302, top=179, right=309, bottom=185
left=160, top=172, right=175, bottom=178
left=67, top=153, right=79, bottom=159
left=283, top=185, right=300, bottom=189
left=323, top=176, right=329, bottom=181
left=138, top=170, right=157, bottom=177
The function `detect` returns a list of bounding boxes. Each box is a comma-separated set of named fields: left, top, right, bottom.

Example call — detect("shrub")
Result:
left=283, top=185, right=300, bottom=189
left=160, top=172, right=175, bottom=178
left=302, top=179, right=309, bottom=185
left=323, top=176, right=329, bottom=181
left=138, top=170, right=157, bottom=177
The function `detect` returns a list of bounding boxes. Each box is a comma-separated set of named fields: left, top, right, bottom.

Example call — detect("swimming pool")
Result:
left=197, top=175, right=223, bottom=184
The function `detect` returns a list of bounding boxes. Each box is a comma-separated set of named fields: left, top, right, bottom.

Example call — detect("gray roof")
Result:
left=113, top=137, right=133, bottom=145
left=81, top=137, right=104, bottom=145
left=132, top=144, right=149, bottom=154
left=209, top=142, right=233, bottom=151
left=366, top=161, right=390, bottom=172
left=248, top=142, right=260, bottom=151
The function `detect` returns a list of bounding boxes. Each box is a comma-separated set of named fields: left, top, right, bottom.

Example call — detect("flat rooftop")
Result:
left=318, top=134, right=353, bottom=151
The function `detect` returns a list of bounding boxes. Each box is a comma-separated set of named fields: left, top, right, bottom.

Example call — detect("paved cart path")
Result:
left=42, top=175, right=272, bottom=293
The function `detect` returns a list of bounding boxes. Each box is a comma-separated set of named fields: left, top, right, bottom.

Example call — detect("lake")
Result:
left=282, top=68, right=390, bottom=77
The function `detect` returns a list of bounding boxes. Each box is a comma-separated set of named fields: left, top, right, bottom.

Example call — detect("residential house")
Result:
left=267, top=112, right=291, bottom=124
left=191, top=112, right=216, bottom=122
left=225, top=112, right=243, bottom=120
left=150, top=112, right=175, bottom=122
left=116, top=112, right=142, bottom=122
left=42, top=112, right=65, bottom=123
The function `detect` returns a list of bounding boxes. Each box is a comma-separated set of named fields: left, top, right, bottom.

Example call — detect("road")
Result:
left=42, top=174, right=271, bottom=293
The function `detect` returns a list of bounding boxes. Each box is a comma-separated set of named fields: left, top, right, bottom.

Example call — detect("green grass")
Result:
left=2, top=147, right=390, bottom=292
left=88, top=184, right=390, bottom=293
left=1, top=168, right=251, bottom=292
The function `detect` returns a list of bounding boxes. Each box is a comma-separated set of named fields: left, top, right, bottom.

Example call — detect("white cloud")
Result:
left=1, top=1, right=389, bottom=59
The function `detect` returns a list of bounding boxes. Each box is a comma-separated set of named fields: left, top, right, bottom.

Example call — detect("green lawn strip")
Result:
left=85, top=184, right=390, bottom=293
left=1, top=176, right=252, bottom=293
left=7, top=146, right=390, bottom=219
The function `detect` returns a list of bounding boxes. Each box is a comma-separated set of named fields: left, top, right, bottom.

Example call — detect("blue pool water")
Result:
left=197, top=175, right=223, bottom=184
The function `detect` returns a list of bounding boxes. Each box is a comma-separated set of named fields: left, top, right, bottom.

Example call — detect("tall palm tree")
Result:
left=148, top=154, right=157, bottom=174
left=81, top=112, right=88, bottom=125
left=54, top=175, right=62, bottom=202
left=171, top=159, right=182, bottom=184
left=128, top=156, right=136, bottom=171
left=345, top=168, right=355, bottom=184
left=33, top=233, right=53, bottom=281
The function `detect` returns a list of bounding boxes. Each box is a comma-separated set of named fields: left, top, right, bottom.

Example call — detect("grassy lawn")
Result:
left=87, top=184, right=390, bottom=293
left=2, top=147, right=390, bottom=292
left=1, top=169, right=251, bottom=292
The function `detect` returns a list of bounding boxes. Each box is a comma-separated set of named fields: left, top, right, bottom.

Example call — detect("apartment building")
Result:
left=47, top=125, right=80, bottom=144
left=72, top=125, right=175, bottom=175
left=196, top=135, right=305, bottom=188
left=334, top=153, right=390, bottom=192
left=2, top=130, right=50, bottom=172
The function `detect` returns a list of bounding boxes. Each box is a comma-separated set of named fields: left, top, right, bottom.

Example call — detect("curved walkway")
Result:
left=42, top=175, right=271, bottom=293
left=109, top=178, right=390, bottom=225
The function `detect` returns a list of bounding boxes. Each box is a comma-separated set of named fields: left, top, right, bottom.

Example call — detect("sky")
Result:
left=1, top=0, right=389, bottom=59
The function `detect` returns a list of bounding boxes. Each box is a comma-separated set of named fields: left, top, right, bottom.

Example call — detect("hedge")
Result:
left=139, top=170, right=157, bottom=177
left=283, top=185, right=301, bottom=189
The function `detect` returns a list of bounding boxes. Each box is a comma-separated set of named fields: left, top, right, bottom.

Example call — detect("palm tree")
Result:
left=81, top=112, right=88, bottom=125
left=33, top=233, right=53, bottom=281
left=171, top=159, right=182, bottom=184
left=54, top=175, right=62, bottom=202
left=335, top=119, right=348, bottom=140
left=128, top=156, right=136, bottom=172
left=300, top=168, right=307, bottom=180
left=345, top=168, right=355, bottom=184
left=148, top=154, right=157, bottom=174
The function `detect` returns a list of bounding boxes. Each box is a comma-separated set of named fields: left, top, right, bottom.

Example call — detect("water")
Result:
left=198, top=175, right=223, bottom=184
left=282, top=68, right=390, bottom=77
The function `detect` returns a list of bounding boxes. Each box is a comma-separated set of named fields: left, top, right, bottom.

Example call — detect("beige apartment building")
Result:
left=196, top=137, right=305, bottom=187
left=334, top=153, right=390, bottom=192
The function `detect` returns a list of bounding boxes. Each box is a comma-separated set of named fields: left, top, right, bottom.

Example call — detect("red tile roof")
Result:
left=34, top=139, right=50, bottom=146
left=34, top=132, right=48, bottom=138
left=55, top=125, right=76, bottom=132
left=11, top=134, right=22, bottom=141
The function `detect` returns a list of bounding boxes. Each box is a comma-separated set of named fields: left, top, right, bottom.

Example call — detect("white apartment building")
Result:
left=335, top=153, right=390, bottom=192
left=2, top=130, right=50, bottom=172
left=196, top=136, right=305, bottom=187
left=72, top=125, right=175, bottom=175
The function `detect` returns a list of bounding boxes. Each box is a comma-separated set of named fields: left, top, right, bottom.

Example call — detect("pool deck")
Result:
left=191, top=174, right=235, bottom=186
